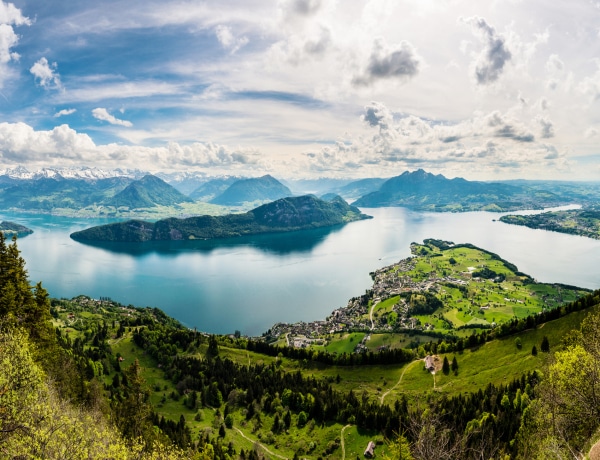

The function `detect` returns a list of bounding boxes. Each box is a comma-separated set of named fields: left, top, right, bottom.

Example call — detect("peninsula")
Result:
left=500, top=208, right=600, bottom=240
left=70, top=195, right=371, bottom=242
left=0, top=221, right=33, bottom=237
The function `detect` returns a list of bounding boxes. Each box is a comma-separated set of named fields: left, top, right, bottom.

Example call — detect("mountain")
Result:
left=333, top=177, right=387, bottom=200
left=353, top=169, right=560, bottom=211
left=104, top=175, right=194, bottom=209
left=0, top=166, right=146, bottom=180
left=210, top=175, right=292, bottom=205
left=70, top=195, right=371, bottom=242
left=189, top=177, right=240, bottom=201
left=155, top=171, right=209, bottom=195
left=0, top=176, right=134, bottom=211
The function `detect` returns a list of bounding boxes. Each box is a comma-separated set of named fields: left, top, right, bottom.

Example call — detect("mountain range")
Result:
left=352, top=169, right=565, bottom=211
left=1, top=166, right=599, bottom=215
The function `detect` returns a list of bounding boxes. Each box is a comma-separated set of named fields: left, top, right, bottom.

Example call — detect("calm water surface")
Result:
left=3, top=206, right=599, bottom=335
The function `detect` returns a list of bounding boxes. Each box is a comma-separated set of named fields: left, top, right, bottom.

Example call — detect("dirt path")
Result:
left=380, top=359, right=423, bottom=405
left=340, top=424, right=352, bottom=459
left=590, top=438, right=600, bottom=460
left=233, top=427, right=288, bottom=460
left=369, top=300, right=379, bottom=330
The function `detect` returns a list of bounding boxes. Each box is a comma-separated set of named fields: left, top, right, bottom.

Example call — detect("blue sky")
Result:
left=0, top=0, right=599, bottom=180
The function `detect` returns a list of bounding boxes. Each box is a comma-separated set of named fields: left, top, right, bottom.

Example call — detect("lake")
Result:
left=3, top=206, right=600, bottom=336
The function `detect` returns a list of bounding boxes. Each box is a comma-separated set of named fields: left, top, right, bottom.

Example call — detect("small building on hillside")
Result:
left=425, top=355, right=435, bottom=372
left=364, top=441, right=376, bottom=458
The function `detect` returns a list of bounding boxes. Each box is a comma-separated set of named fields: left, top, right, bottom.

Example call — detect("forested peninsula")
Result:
left=0, top=220, right=33, bottom=237
left=500, top=208, right=600, bottom=239
left=70, top=195, right=370, bottom=242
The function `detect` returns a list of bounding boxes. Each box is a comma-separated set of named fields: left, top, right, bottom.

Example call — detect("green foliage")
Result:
left=383, top=435, right=413, bottom=460
left=71, top=195, right=370, bottom=242
left=515, top=337, right=522, bottom=349
left=540, top=335, right=550, bottom=352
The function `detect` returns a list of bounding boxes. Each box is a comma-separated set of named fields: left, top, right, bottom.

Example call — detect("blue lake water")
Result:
left=3, top=206, right=600, bottom=336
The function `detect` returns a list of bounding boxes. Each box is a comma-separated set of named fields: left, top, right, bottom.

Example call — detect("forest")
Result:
left=1, top=232, right=600, bottom=459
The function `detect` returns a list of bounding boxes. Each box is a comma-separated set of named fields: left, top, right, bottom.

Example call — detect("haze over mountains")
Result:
left=1, top=166, right=599, bottom=215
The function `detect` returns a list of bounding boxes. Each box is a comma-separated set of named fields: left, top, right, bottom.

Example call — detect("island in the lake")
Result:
left=500, top=208, right=600, bottom=240
left=0, top=221, right=33, bottom=237
left=70, top=194, right=371, bottom=242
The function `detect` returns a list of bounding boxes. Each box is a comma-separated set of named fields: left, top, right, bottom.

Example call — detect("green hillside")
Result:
left=353, top=169, right=563, bottom=211
left=70, top=194, right=371, bottom=242
left=2, top=231, right=600, bottom=459
left=105, top=174, right=194, bottom=209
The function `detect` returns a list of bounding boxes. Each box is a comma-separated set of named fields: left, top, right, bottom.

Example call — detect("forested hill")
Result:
left=353, top=168, right=561, bottom=211
left=0, top=220, right=33, bottom=237
left=70, top=194, right=371, bottom=242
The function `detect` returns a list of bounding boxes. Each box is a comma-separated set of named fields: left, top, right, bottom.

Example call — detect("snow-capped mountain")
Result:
left=0, top=166, right=148, bottom=181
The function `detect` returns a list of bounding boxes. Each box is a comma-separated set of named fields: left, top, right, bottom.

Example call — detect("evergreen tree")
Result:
left=541, top=335, right=550, bottom=352
left=442, top=356, right=450, bottom=375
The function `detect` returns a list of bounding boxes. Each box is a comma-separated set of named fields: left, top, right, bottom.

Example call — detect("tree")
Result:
left=442, top=356, right=450, bottom=375
left=115, top=359, right=153, bottom=442
left=383, top=434, right=413, bottom=460
left=531, top=345, right=538, bottom=356
left=451, top=356, right=458, bottom=373
left=540, top=335, right=550, bottom=352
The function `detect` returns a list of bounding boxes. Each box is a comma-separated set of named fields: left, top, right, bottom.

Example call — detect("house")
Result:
left=364, top=441, right=376, bottom=458
left=425, top=355, right=435, bottom=372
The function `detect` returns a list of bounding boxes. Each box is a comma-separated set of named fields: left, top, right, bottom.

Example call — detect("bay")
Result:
left=3, top=206, right=599, bottom=336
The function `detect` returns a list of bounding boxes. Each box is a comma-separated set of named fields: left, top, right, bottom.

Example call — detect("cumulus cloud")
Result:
left=303, top=102, right=567, bottom=178
left=352, top=37, right=421, bottom=87
left=362, top=101, right=394, bottom=130
left=461, top=16, right=511, bottom=85
left=0, top=121, right=266, bottom=172
left=579, top=66, right=600, bottom=101
left=92, top=108, right=133, bottom=127
left=54, top=108, right=77, bottom=118
left=30, top=57, right=62, bottom=89
left=215, top=25, right=249, bottom=54
left=0, top=122, right=95, bottom=163
left=536, top=116, right=554, bottom=139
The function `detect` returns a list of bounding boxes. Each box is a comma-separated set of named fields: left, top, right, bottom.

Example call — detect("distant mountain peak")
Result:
left=210, top=175, right=292, bottom=206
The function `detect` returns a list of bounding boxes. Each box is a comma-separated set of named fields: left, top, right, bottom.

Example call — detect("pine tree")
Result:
left=541, top=335, right=550, bottom=352
left=442, top=356, right=450, bottom=375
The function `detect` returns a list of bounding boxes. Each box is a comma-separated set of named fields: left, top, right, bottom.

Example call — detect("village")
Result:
left=267, top=245, right=473, bottom=351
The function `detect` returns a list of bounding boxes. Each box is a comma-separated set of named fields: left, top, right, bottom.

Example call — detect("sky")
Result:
left=0, top=0, right=599, bottom=180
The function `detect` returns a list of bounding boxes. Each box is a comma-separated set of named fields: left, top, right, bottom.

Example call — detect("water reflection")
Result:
left=70, top=223, right=347, bottom=256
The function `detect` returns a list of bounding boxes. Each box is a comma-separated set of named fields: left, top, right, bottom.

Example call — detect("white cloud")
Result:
left=30, top=57, right=62, bottom=89
left=0, top=2, right=30, bottom=87
left=54, top=108, right=77, bottom=118
left=301, top=102, right=569, bottom=179
left=460, top=16, right=511, bottom=85
left=215, top=24, right=249, bottom=54
left=58, top=80, right=183, bottom=103
left=0, top=122, right=95, bottom=163
left=92, top=108, right=133, bottom=127
left=0, top=121, right=267, bottom=172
